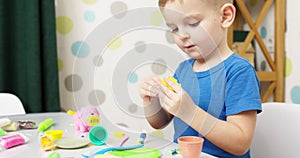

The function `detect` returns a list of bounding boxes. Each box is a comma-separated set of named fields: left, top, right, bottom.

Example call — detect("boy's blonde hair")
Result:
left=158, top=0, right=233, bottom=7
left=158, top=0, right=181, bottom=7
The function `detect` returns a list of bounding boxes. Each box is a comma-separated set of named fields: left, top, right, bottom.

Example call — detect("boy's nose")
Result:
left=177, top=30, right=190, bottom=40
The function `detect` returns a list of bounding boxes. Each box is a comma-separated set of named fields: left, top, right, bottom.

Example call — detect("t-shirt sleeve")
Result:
left=173, top=59, right=192, bottom=84
left=225, top=65, right=262, bottom=116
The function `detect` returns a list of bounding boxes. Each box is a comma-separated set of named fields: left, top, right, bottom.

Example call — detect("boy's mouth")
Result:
left=184, top=45, right=196, bottom=49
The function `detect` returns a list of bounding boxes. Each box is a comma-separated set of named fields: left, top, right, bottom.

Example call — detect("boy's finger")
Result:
left=165, top=78, right=181, bottom=93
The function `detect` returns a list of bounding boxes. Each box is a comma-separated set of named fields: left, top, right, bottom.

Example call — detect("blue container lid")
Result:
left=88, top=126, right=108, bottom=146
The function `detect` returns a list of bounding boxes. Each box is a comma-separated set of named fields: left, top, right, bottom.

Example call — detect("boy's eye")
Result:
left=166, top=24, right=178, bottom=33
left=189, top=21, right=200, bottom=27
left=171, top=28, right=178, bottom=33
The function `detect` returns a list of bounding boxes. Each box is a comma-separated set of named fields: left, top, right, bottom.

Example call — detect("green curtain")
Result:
left=0, top=0, right=60, bottom=113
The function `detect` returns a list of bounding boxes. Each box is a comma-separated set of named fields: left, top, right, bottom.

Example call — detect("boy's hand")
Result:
left=139, top=76, right=160, bottom=106
left=160, top=77, right=181, bottom=92
left=157, top=78, right=197, bottom=124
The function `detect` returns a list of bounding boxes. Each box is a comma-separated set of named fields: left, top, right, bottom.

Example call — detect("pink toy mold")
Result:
left=72, top=106, right=100, bottom=133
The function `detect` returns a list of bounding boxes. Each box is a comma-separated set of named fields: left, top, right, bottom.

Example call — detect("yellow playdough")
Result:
left=160, top=77, right=181, bottom=91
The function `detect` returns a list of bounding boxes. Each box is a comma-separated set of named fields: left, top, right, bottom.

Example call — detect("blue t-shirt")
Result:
left=173, top=53, right=262, bottom=158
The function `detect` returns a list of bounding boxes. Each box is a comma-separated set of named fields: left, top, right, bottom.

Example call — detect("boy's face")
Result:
left=161, top=0, right=225, bottom=60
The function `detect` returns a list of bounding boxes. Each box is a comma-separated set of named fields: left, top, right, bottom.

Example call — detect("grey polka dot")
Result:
left=93, top=56, right=103, bottom=67
left=65, top=74, right=83, bottom=92
left=88, top=90, right=106, bottom=105
left=134, top=41, right=146, bottom=53
left=260, top=60, right=267, bottom=71
left=110, top=1, right=128, bottom=19
left=116, top=123, right=129, bottom=128
left=151, top=59, right=167, bottom=75
left=165, top=30, right=175, bottom=44
left=128, top=103, right=138, bottom=113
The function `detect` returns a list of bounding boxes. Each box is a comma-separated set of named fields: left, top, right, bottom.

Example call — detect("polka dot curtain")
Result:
left=55, top=0, right=300, bottom=140
left=286, top=1, right=300, bottom=104
left=55, top=0, right=188, bottom=140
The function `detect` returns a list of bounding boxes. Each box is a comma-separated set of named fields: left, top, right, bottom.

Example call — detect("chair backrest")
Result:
left=0, top=93, right=26, bottom=116
left=251, top=102, right=300, bottom=158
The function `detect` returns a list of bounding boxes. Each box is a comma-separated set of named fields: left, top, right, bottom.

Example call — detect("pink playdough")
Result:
left=73, top=106, right=100, bottom=132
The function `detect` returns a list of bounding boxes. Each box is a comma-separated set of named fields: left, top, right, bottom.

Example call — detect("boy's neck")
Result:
left=193, top=46, right=233, bottom=72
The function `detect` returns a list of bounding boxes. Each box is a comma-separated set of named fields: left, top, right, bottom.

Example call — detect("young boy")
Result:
left=139, top=0, right=262, bottom=157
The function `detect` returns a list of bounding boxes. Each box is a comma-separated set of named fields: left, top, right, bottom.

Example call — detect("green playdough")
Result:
left=109, top=147, right=161, bottom=158
left=48, top=152, right=60, bottom=158
left=0, top=128, right=5, bottom=136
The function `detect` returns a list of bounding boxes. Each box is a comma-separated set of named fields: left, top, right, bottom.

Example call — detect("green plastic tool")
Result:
left=109, top=147, right=161, bottom=158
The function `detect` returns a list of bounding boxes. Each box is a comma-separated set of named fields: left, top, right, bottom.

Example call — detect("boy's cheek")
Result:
left=173, top=36, right=184, bottom=47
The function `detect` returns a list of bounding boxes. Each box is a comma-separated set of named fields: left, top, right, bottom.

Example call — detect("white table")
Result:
left=0, top=112, right=215, bottom=158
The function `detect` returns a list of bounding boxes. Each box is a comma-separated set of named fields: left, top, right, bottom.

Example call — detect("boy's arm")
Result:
left=144, top=97, right=174, bottom=129
left=139, top=76, right=174, bottom=129
left=157, top=78, right=257, bottom=155
left=190, top=107, right=257, bottom=156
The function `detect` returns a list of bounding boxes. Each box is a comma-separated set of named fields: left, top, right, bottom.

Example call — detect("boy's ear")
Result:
left=220, top=3, right=236, bottom=28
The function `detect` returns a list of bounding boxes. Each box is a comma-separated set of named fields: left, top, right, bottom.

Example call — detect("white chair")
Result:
left=0, top=93, right=26, bottom=116
left=251, top=102, right=300, bottom=158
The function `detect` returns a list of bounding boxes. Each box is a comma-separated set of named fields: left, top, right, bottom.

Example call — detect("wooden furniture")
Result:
left=228, top=0, right=286, bottom=102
